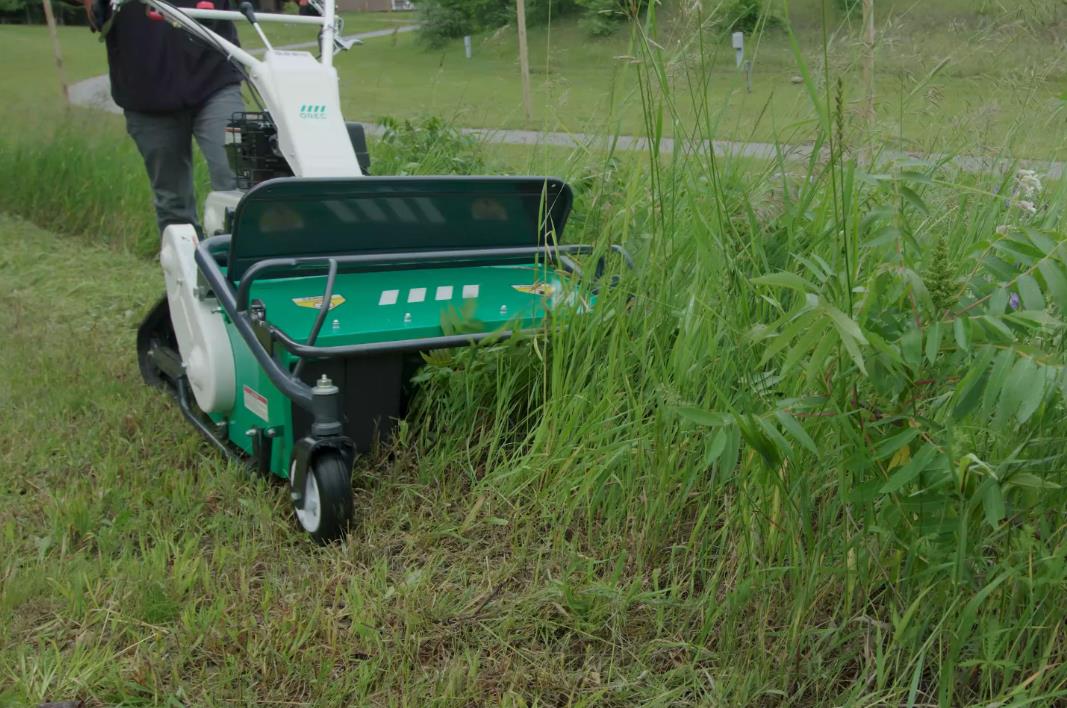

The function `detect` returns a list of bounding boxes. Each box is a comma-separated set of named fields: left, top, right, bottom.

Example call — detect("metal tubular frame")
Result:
left=194, top=237, right=607, bottom=421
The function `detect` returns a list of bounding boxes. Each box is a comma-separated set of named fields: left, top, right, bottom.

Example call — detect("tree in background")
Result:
left=573, top=0, right=647, bottom=36
left=415, top=0, right=576, bottom=48
left=415, top=0, right=653, bottom=46
left=1, top=0, right=88, bottom=24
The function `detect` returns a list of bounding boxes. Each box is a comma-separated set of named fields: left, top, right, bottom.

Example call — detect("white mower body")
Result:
left=129, top=0, right=364, bottom=412
left=159, top=224, right=236, bottom=413
left=251, top=50, right=360, bottom=179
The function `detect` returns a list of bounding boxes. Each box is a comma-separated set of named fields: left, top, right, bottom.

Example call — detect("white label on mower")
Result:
left=378, top=289, right=399, bottom=306
left=407, top=287, right=427, bottom=303
left=462, top=284, right=480, bottom=299
left=243, top=385, right=270, bottom=422
left=435, top=286, right=453, bottom=301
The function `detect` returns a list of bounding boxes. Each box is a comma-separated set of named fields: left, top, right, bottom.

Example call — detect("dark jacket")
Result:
left=104, top=0, right=243, bottom=113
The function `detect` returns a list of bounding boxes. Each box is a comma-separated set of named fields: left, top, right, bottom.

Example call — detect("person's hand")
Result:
left=83, top=0, right=98, bottom=30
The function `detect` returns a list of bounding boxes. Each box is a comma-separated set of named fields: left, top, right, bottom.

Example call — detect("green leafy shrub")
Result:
left=573, top=0, right=648, bottom=36
left=372, top=115, right=487, bottom=175
left=720, top=0, right=782, bottom=33
left=836, top=0, right=860, bottom=15
left=415, top=0, right=578, bottom=48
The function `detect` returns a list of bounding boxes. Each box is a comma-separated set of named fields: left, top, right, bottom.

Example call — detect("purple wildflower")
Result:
left=1009, top=292, right=1021, bottom=311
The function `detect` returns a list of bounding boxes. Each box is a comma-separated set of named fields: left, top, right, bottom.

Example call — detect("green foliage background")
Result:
left=415, top=0, right=653, bottom=45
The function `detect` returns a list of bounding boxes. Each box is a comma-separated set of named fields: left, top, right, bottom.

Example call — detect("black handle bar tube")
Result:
left=292, top=257, right=338, bottom=378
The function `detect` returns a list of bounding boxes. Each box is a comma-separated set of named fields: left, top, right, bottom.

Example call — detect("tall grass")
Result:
left=0, top=118, right=158, bottom=255
left=404, top=3, right=1067, bottom=703
left=4, top=2, right=1067, bottom=703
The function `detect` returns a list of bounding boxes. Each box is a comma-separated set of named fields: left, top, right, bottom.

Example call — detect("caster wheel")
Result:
left=291, top=451, right=353, bottom=544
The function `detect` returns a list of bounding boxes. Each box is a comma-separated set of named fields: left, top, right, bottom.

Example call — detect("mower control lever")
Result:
left=238, top=0, right=273, bottom=51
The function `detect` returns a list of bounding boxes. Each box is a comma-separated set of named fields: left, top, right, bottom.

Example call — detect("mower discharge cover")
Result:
left=159, top=223, right=235, bottom=413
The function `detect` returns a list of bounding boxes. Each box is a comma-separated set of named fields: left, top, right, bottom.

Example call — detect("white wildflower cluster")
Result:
left=1010, top=168, right=1043, bottom=216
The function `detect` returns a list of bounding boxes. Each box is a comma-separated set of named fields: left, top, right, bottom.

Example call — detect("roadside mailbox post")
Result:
left=732, top=32, right=753, bottom=93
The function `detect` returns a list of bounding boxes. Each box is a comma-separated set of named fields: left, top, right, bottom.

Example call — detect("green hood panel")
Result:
left=247, top=262, right=570, bottom=346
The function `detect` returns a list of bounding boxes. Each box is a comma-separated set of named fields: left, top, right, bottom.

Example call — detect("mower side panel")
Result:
left=223, top=323, right=296, bottom=477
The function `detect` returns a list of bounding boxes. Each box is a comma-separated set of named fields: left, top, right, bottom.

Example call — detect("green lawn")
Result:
left=2, top=215, right=661, bottom=704
left=332, top=1, right=1067, bottom=159
left=236, top=9, right=416, bottom=49
left=4, top=0, right=1067, bottom=159
left=0, top=25, right=108, bottom=109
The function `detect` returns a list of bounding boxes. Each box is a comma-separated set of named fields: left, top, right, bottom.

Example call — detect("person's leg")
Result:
left=124, top=108, right=198, bottom=233
left=192, top=83, right=245, bottom=192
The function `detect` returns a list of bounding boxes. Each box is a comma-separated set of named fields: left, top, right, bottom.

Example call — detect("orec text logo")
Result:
left=299, top=104, right=327, bottom=119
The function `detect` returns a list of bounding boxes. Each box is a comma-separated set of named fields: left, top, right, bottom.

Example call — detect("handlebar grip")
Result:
left=238, top=0, right=256, bottom=23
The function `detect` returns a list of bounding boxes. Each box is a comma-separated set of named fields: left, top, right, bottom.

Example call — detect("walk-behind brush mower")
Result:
left=126, top=0, right=626, bottom=541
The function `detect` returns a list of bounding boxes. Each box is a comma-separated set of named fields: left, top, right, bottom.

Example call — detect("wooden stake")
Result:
left=862, top=0, right=875, bottom=123
left=516, top=0, right=532, bottom=122
left=42, top=0, right=70, bottom=106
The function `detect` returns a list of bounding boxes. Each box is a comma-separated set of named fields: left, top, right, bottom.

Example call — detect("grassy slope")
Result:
left=4, top=0, right=1066, bottom=158
left=0, top=215, right=670, bottom=704
left=6, top=3, right=1067, bottom=705
left=0, top=10, right=410, bottom=109
left=332, top=0, right=1067, bottom=158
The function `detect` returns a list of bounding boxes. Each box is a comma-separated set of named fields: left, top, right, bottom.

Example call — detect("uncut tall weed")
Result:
left=406, top=3, right=1067, bottom=704
left=0, top=119, right=159, bottom=254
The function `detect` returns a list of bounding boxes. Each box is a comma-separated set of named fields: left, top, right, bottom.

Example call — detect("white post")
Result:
left=464, top=35, right=472, bottom=59
left=42, top=0, right=69, bottom=106
left=732, top=31, right=744, bottom=69
left=862, top=0, right=875, bottom=122
left=516, top=0, right=532, bottom=122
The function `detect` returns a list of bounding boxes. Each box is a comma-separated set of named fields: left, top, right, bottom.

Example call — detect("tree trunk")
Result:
left=516, top=0, right=532, bottom=122
left=41, top=0, right=69, bottom=107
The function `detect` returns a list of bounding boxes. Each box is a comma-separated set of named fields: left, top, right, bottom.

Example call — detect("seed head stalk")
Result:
left=821, top=0, right=853, bottom=313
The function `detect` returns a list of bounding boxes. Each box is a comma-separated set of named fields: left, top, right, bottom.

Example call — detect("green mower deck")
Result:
left=137, top=175, right=624, bottom=542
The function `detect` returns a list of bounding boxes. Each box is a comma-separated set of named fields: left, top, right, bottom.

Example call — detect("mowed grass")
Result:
left=0, top=215, right=698, bottom=704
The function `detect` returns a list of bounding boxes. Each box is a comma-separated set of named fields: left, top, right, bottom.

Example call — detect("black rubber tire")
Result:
left=292, top=452, right=353, bottom=544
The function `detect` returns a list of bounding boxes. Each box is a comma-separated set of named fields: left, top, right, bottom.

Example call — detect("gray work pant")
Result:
left=124, top=84, right=245, bottom=234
